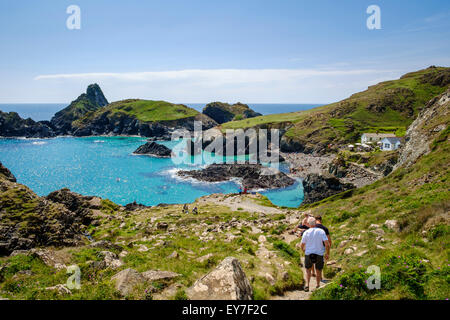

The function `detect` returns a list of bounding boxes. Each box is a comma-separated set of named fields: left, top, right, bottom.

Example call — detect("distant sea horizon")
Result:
left=0, top=102, right=325, bottom=122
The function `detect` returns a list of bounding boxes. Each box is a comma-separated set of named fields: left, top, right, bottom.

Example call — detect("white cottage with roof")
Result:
left=380, top=137, right=401, bottom=151
left=361, top=133, right=397, bottom=144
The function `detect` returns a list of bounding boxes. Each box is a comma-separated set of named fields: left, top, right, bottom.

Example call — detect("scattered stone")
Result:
left=258, top=235, right=267, bottom=244
left=111, top=268, right=146, bottom=296
left=197, top=253, right=214, bottom=263
left=142, top=270, right=181, bottom=282
left=137, top=244, right=149, bottom=252
left=45, top=284, right=72, bottom=295
left=355, top=250, right=368, bottom=257
left=156, top=222, right=169, bottom=230
left=187, top=257, right=253, bottom=300
left=119, top=250, right=128, bottom=258
left=376, top=245, right=386, bottom=250
left=90, top=240, right=121, bottom=250
left=339, top=240, right=350, bottom=248
left=384, top=220, right=400, bottom=232
left=168, top=251, right=179, bottom=259
left=98, top=251, right=123, bottom=269
left=371, top=228, right=385, bottom=236
left=369, top=224, right=380, bottom=229
left=344, top=248, right=355, bottom=255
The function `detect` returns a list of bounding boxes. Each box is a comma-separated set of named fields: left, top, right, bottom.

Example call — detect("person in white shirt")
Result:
left=300, top=217, right=330, bottom=291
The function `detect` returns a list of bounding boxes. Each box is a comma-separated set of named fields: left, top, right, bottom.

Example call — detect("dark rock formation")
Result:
left=0, top=162, right=16, bottom=182
left=46, top=188, right=99, bottom=225
left=133, top=141, right=172, bottom=157
left=302, top=173, right=355, bottom=204
left=71, top=109, right=216, bottom=139
left=0, top=183, right=92, bottom=256
left=203, top=102, right=261, bottom=124
left=178, top=163, right=295, bottom=190
left=0, top=111, right=56, bottom=138
left=51, top=83, right=108, bottom=135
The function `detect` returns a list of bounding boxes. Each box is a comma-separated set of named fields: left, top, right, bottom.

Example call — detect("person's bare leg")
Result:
left=316, top=269, right=322, bottom=288
left=312, top=264, right=316, bottom=277
left=305, top=267, right=312, bottom=290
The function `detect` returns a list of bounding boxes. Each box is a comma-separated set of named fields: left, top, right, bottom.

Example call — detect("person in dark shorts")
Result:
left=315, top=215, right=332, bottom=247
left=300, top=217, right=330, bottom=291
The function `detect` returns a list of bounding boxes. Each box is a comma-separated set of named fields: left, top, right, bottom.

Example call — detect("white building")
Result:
left=380, top=137, right=401, bottom=151
left=361, top=133, right=397, bottom=144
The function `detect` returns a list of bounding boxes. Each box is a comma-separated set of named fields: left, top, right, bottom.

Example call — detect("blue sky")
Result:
left=0, top=0, right=449, bottom=103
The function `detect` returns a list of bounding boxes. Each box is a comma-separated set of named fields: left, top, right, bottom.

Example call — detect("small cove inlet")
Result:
left=0, top=136, right=304, bottom=208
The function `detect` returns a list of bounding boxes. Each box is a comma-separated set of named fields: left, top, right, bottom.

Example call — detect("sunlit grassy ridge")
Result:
left=74, top=99, right=200, bottom=127
left=222, top=67, right=449, bottom=149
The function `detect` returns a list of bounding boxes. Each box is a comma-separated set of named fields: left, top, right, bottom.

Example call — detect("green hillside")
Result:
left=302, top=122, right=450, bottom=299
left=222, top=66, right=450, bottom=148
left=73, top=99, right=200, bottom=127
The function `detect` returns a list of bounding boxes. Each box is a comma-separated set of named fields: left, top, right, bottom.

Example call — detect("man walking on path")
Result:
left=315, top=215, right=332, bottom=248
left=300, top=217, right=330, bottom=291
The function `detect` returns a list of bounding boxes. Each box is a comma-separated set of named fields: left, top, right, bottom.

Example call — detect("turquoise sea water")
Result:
left=0, top=137, right=303, bottom=207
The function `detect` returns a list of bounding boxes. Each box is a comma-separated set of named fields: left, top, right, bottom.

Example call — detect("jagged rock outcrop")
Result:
left=133, top=142, right=172, bottom=157
left=178, top=163, right=295, bottom=190
left=394, top=88, right=450, bottom=170
left=203, top=102, right=261, bottom=124
left=187, top=257, right=253, bottom=300
left=0, top=162, right=16, bottom=182
left=46, top=188, right=99, bottom=225
left=302, top=173, right=355, bottom=204
left=0, top=111, right=56, bottom=138
left=0, top=167, right=93, bottom=256
left=51, top=84, right=108, bottom=135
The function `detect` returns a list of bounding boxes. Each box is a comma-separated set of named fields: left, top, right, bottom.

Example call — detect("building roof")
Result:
left=381, top=137, right=401, bottom=144
left=362, top=133, right=397, bottom=139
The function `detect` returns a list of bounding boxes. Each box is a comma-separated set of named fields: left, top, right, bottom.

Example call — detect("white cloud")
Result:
left=34, top=68, right=389, bottom=83
left=30, top=68, right=399, bottom=103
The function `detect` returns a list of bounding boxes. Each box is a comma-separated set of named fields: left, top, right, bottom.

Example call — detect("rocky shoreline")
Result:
left=177, top=163, right=295, bottom=190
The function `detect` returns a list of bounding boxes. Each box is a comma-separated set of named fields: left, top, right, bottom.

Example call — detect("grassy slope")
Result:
left=221, top=67, right=449, bottom=146
left=0, top=196, right=303, bottom=300
left=73, top=99, right=200, bottom=127
left=302, top=126, right=450, bottom=299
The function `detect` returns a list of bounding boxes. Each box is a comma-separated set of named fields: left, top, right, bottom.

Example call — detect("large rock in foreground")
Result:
left=302, top=173, right=355, bottom=204
left=178, top=163, right=295, bottom=190
left=133, top=141, right=172, bottom=158
left=187, top=257, right=253, bottom=300
left=111, top=268, right=146, bottom=296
